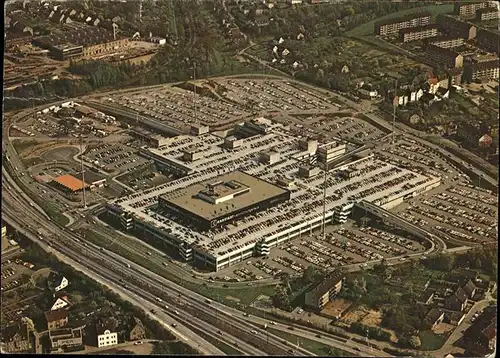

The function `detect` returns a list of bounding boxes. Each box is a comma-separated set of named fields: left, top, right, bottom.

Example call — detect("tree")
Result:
left=409, top=335, right=421, bottom=348
left=271, top=287, right=292, bottom=311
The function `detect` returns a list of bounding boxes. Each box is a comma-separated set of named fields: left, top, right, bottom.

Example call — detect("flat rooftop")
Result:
left=109, top=122, right=440, bottom=258
left=160, top=171, right=288, bottom=221
left=53, top=174, right=88, bottom=192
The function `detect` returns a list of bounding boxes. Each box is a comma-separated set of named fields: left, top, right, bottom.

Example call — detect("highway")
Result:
left=2, top=164, right=313, bottom=356
left=3, top=82, right=495, bottom=357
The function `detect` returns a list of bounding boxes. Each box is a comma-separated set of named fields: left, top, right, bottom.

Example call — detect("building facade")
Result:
left=97, top=329, right=118, bottom=348
left=399, top=24, right=439, bottom=42
left=437, top=14, right=477, bottom=40
left=375, top=12, right=431, bottom=36
left=476, top=7, right=499, bottom=21
left=454, top=1, right=494, bottom=18
left=476, top=28, right=500, bottom=54
left=429, top=36, right=464, bottom=49
left=2, top=319, right=35, bottom=353
left=49, top=328, right=83, bottom=352
left=304, top=271, right=344, bottom=310
left=426, top=44, right=464, bottom=69
left=463, top=60, right=499, bottom=82
left=45, top=310, right=69, bottom=331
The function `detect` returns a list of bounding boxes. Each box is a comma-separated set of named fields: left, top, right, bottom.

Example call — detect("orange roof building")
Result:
left=53, top=174, right=89, bottom=192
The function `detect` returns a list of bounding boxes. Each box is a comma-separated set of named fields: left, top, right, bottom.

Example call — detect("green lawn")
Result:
left=267, top=328, right=354, bottom=357
left=346, top=4, right=454, bottom=37
left=11, top=139, right=38, bottom=154
left=418, top=330, right=447, bottom=351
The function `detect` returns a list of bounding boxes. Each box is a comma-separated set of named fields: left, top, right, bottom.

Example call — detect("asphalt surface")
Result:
left=3, top=77, right=497, bottom=357
left=2, top=165, right=311, bottom=356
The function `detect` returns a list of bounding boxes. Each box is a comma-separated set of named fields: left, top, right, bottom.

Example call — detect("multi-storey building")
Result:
left=454, top=1, right=495, bottom=18
left=304, top=271, right=344, bottom=310
left=476, top=7, right=499, bottom=21
left=464, top=60, right=499, bottom=82
left=317, top=141, right=347, bottom=166
left=375, top=11, right=431, bottom=36
left=32, top=23, right=129, bottom=61
left=437, top=14, right=477, bottom=40
left=399, top=24, right=439, bottom=42
left=428, top=35, right=465, bottom=48
left=2, top=318, right=35, bottom=353
left=476, top=28, right=500, bottom=54
left=426, top=43, right=464, bottom=68
left=96, top=319, right=118, bottom=348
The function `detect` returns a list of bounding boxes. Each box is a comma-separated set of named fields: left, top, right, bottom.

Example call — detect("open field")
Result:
left=346, top=4, right=454, bottom=37
left=321, top=299, right=353, bottom=319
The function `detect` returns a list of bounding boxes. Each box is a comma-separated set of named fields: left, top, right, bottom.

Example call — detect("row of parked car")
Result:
left=422, top=198, right=495, bottom=228
left=436, top=192, right=496, bottom=217
left=408, top=205, right=494, bottom=240
left=448, top=186, right=497, bottom=206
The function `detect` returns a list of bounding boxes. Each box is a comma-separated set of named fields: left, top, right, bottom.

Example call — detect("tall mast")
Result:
left=193, top=62, right=197, bottom=124
left=392, top=79, right=398, bottom=144
left=80, top=136, right=87, bottom=209
left=322, top=160, right=328, bottom=240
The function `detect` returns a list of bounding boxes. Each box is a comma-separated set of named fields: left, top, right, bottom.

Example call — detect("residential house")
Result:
left=96, top=318, right=118, bottom=348
left=255, top=15, right=270, bottom=27
left=1, top=318, right=35, bottom=353
left=447, top=68, right=463, bottom=85
left=448, top=311, right=466, bottom=325
left=49, top=275, right=69, bottom=292
left=425, top=308, right=445, bottom=329
left=304, top=271, right=344, bottom=310
left=341, top=65, right=349, bottom=73
left=445, top=287, right=468, bottom=312
left=427, top=78, right=440, bottom=94
left=417, top=291, right=434, bottom=305
left=410, top=88, right=424, bottom=102
left=49, top=327, right=84, bottom=353
left=45, top=309, right=69, bottom=330
left=50, top=296, right=71, bottom=311
left=435, top=87, right=450, bottom=99
left=359, top=88, right=378, bottom=100
left=462, top=279, right=477, bottom=299
left=462, top=305, right=497, bottom=355
left=128, top=317, right=146, bottom=341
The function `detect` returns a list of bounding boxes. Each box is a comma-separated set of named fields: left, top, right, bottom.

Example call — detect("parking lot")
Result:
left=98, top=78, right=352, bottom=132
left=14, top=102, right=122, bottom=139
left=116, top=163, right=173, bottom=191
left=288, top=112, right=386, bottom=145
left=83, top=142, right=151, bottom=174
left=395, top=181, right=497, bottom=245
left=214, top=221, right=427, bottom=281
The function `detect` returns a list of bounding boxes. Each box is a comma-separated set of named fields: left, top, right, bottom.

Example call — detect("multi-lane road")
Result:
left=2, top=81, right=496, bottom=357
left=2, top=164, right=315, bottom=356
